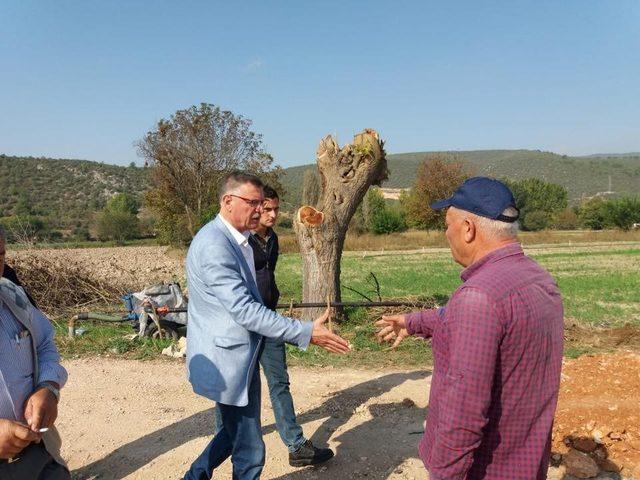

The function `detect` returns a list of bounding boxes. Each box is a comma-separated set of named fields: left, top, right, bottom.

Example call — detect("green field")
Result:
left=273, top=243, right=640, bottom=366
left=277, top=245, right=640, bottom=327
left=56, top=242, right=640, bottom=365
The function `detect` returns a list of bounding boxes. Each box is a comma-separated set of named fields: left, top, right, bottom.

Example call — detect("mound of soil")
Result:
left=552, top=352, right=640, bottom=478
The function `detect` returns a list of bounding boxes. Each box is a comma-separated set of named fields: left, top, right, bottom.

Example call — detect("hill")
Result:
left=2, top=149, right=639, bottom=238
left=280, top=150, right=640, bottom=206
left=0, top=155, right=148, bottom=237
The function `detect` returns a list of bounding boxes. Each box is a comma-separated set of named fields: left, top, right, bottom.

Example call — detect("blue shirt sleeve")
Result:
left=31, top=307, right=68, bottom=388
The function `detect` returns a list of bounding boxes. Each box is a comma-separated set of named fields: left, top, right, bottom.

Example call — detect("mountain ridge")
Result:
left=279, top=149, right=640, bottom=206
left=1, top=149, right=639, bottom=233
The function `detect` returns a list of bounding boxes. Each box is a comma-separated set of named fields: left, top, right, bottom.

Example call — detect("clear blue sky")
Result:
left=1, top=1, right=639, bottom=167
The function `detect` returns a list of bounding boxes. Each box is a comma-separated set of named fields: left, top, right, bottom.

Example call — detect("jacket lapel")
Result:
left=213, top=216, right=262, bottom=302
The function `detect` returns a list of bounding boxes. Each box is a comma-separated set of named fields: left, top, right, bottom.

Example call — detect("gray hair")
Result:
left=469, top=207, right=519, bottom=240
left=0, top=224, right=5, bottom=242
left=217, top=171, right=264, bottom=202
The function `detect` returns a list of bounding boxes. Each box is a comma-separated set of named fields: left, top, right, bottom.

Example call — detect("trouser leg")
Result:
left=183, top=412, right=233, bottom=480
left=219, top=367, right=265, bottom=480
left=38, top=459, right=71, bottom=480
left=260, top=338, right=305, bottom=452
left=0, top=443, right=70, bottom=480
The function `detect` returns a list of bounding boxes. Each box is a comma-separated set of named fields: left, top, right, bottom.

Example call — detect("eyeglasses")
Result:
left=228, top=194, right=264, bottom=209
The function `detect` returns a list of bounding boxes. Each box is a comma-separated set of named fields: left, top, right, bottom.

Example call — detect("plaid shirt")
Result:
left=406, top=243, right=563, bottom=480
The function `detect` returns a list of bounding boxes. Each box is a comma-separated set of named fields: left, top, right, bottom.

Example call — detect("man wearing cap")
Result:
left=377, top=177, right=564, bottom=480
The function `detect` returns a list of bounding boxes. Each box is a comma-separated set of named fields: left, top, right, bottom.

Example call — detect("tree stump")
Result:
left=294, top=129, right=388, bottom=319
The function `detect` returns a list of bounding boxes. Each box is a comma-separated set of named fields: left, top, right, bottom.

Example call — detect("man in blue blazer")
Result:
left=183, top=171, right=350, bottom=480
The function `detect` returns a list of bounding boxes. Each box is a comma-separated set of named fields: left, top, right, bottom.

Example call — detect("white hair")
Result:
left=469, top=207, right=519, bottom=240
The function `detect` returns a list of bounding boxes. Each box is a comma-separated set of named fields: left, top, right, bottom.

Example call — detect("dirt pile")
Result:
left=552, top=352, right=640, bottom=479
left=9, top=246, right=186, bottom=286
left=8, top=254, right=125, bottom=315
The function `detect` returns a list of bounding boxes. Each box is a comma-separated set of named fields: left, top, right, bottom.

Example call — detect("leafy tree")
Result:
left=369, top=208, right=407, bottom=234
left=93, top=192, right=141, bottom=244
left=506, top=178, right=567, bottom=231
left=523, top=210, right=550, bottom=231
left=603, top=196, right=640, bottom=230
left=362, top=187, right=406, bottom=234
left=362, top=187, right=387, bottom=231
left=551, top=208, right=579, bottom=230
left=95, top=210, right=139, bottom=244
left=577, top=198, right=609, bottom=230
left=106, top=192, right=139, bottom=215
left=402, top=154, right=474, bottom=230
left=138, top=103, right=281, bottom=243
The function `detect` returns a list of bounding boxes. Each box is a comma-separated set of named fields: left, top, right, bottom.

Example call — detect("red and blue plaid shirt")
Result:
left=406, top=243, right=564, bottom=480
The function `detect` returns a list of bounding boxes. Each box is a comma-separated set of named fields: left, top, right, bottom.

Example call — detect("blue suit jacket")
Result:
left=186, top=215, right=313, bottom=407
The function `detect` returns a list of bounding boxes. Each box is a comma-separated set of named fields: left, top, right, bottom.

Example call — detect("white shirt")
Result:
left=219, top=215, right=257, bottom=283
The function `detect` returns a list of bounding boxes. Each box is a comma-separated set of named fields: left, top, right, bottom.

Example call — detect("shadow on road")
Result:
left=71, top=407, right=216, bottom=479
left=266, top=370, right=431, bottom=480
left=72, top=370, right=430, bottom=479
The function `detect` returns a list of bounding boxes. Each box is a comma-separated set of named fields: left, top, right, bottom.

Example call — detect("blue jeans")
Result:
left=213, top=338, right=305, bottom=453
left=184, top=367, right=265, bottom=480
left=260, top=337, right=305, bottom=452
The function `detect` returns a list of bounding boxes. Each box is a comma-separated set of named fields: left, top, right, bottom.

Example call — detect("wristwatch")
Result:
left=36, top=382, right=60, bottom=402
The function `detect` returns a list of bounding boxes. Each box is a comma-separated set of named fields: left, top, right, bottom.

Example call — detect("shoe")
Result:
left=289, top=440, right=334, bottom=467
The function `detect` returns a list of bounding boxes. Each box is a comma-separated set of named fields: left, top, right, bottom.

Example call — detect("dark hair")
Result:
left=218, top=171, right=264, bottom=202
left=263, top=185, right=279, bottom=200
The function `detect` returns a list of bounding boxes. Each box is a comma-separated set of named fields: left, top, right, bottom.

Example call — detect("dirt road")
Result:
left=58, top=353, right=640, bottom=479
left=61, top=359, right=431, bottom=480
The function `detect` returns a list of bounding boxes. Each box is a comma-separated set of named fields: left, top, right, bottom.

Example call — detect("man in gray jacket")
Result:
left=183, top=171, right=350, bottom=480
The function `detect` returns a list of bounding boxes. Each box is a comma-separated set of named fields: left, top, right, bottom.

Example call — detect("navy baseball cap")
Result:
left=430, top=177, right=519, bottom=222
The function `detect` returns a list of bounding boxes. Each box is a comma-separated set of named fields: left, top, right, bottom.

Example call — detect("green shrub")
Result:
left=95, top=210, right=139, bottom=244
left=521, top=210, right=550, bottom=231
left=577, top=197, right=609, bottom=230
left=506, top=178, right=567, bottom=231
left=369, top=209, right=407, bottom=234
left=551, top=208, right=579, bottom=230
left=603, top=196, right=640, bottom=230
left=0, top=215, right=49, bottom=243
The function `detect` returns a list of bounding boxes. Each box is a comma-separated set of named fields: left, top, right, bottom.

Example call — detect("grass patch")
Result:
left=563, top=345, right=597, bottom=359
left=55, top=320, right=174, bottom=360
left=278, top=229, right=640, bottom=254
left=286, top=307, right=434, bottom=368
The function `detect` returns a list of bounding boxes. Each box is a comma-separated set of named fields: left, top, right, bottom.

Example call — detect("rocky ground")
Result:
left=551, top=352, right=640, bottom=479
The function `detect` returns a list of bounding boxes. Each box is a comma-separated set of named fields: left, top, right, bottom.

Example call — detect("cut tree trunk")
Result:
left=294, top=129, right=388, bottom=319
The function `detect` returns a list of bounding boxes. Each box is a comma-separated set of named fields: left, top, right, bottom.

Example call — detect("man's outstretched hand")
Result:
left=376, top=314, right=410, bottom=349
left=310, top=308, right=351, bottom=354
